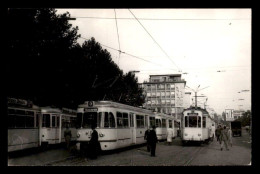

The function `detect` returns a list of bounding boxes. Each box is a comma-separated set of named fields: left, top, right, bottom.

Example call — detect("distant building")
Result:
left=233, top=110, right=245, bottom=120
left=140, top=74, right=186, bottom=121
left=183, top=92, right=192, bottom=109
left=225, top=109, right=234, bottom=122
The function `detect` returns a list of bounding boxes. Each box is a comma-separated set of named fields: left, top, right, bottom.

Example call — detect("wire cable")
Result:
left=128, top=9, right=181, bottom=72
left=79, top=36, right=178, bottom=71
left=114, top=9, right=121, bottom=65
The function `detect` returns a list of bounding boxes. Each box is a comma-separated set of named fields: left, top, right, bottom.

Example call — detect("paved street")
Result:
left=8, top=129, right=251, bottom=166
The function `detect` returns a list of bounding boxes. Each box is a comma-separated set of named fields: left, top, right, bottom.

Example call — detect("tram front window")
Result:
left=82, top=112, right=101, bottom=128
left=188, top=116, right=198, bottom=128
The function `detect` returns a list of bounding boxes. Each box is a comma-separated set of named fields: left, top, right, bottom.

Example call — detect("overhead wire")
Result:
left=70, top=16, right=250, bottom=21
left=114, top=9, right=121, bottom=66
left=128, top=9, right=181, bottom=72
left=79, top=36, right=178, bottom=71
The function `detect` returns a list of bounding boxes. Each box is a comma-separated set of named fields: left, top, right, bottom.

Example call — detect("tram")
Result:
left=76, top=101, right=175, bottom=151
left=180, top=107, right=215, bottom=145
left=39, top=107, right=77, bottom=147
left=8, top=98, right=41, bottom=152
left=155, top=113, right=173, bottom=140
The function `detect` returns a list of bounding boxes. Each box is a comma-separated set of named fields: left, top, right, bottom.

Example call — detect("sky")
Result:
left=56, top=8, right=251, bottom=115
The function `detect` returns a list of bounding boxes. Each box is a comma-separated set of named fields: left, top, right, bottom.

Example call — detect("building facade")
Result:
left=140, top=74, right=186, bottom=121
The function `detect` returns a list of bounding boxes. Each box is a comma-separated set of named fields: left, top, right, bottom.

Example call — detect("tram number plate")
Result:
left=84, top=108, right=98, bottom=112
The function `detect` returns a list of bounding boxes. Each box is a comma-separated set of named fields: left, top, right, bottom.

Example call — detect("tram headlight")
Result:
left=99, top=133, right=105, bottom=137
left=77, top=132, right=81, bottom=138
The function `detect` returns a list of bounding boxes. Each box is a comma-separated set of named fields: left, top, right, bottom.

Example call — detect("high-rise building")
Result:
left=140, top=74, right=187, bottom=121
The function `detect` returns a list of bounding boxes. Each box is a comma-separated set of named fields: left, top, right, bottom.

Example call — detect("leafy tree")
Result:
left=7, top=9, right=145, bottom=109
left=235, top=110, right=251, bottom=127
left=7, top=8, right=80, bottom=108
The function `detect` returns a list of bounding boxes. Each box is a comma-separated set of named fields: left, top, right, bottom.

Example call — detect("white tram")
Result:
left=39, top=107, right=77, bottom=147
left=180, top=107, right=215, bottom=145
left=8, top=98, right=41, bottom=152
left=154, top=113, right=173, bottom=141
left=76, top=101, right=176, bottom=151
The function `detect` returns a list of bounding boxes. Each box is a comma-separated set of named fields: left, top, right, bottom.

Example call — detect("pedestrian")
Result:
left=144, top=127, right=151, bottom=152
left=148, top=125, right=158, bottom=157
left=219, top=125, right=230, bottom=151
left=215, top=125, right=221, bottom=143
left=64, top=124, right=72, bottom=150
left=227, top=126, right=233, bottom=147
left=166, top=129, right=173, bottom=145
left=89, top=124, right=100, bottom=159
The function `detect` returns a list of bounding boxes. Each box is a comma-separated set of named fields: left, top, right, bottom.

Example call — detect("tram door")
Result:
left=52, top=114, right=60, bottom=144
left=130, top=113, right=136, bottom=144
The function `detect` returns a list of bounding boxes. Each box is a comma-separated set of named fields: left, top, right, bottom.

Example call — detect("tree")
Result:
left=235, top=110, right=251, bottom=127
left=7, top=8, right=80, bottom=108
left=7, top=9, right=145, bottom=109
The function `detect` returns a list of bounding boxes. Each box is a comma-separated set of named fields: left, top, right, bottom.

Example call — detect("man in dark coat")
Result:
left=215, top=125, right=222, bottom=143
left=89, top=124, right=100, bottom=159
left=148, top=125, right=158, bottom=157
left=64, top=125, right=72, bottom=150
left=144, top=128, right=151, bottom=152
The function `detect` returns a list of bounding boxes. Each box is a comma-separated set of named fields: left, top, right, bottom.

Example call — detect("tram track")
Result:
left=183, top=146, right=203, bottom=166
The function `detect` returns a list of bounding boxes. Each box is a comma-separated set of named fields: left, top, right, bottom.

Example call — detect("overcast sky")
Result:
left=56, top=8, right=251, bottom=115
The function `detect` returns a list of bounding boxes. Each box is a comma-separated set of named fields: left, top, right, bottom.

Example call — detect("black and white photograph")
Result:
left=6, top=8, right=252, bottom=166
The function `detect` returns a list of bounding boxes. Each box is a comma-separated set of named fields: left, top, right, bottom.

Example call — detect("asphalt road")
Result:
left=8, top=129, right=251, bottom=166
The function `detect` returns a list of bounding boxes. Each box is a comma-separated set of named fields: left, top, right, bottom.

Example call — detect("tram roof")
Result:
left=78, top=101, right=156, bottom=115
left=41, top=107, right=61, bottom=113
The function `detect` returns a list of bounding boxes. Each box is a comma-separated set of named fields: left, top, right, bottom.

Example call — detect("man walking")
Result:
left=144, top=127, right=151, bottom=152
left=148, top=125, right=158, bottom=157
left=215, top=125, right=221, bottom=143
left=64, top=124, right=72, bottom=150
left=220, top=125, right=230, bottom=151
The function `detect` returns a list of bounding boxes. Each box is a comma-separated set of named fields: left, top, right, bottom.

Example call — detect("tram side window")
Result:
left=198, top=117, right=201, bottom=128
left=42, top=114, right=51, bottom=127
left=155, top=119, right=162, bottom=128
left=136, top=115, right=144, bottom=128
left=130, top=113, right=134, bottom=127
left=104, top=112, right=115, bottom=128
left=203, top=117, right=206, bottom=128
left=162, top=119, right=166, bottom=128
left=123, top=113, right=129, bottom=128
left=185, top=116, right=188, bottom=127
left=149, top=117, right=155, bottom=128
left=169, top=120, right=172, bottom=128
left=52, top=116, right=56, bottom=128
left=117, top=112, right=123, bottom=128
left=25, top=115, right=34, bottom=128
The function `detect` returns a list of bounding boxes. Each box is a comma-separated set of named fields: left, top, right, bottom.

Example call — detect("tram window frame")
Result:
left=82, top=112, right=99, bottom=128
left=136, top=115, right=145, bottom=128
left=184, top=116, right=188, bottom=127
left=123, top=113, right=129, bottom=128
left=198, top=116, right=201, bottom=128
left=130, top=113, right=134, bottom=127
left=162, top=119, right=166, bottom=128
left=76, top=113, right=83, bottom=128
left=116, top=112, right=123, bottom=128
left=42, top=114, right=51, bottom=128
left=149, top=116, right=155, bottom=128
left=70, top=117, right=76, bottom=128
left=169, top=120, right=173, bottom=128
left=155, top=118, right=162, bottom=128
left=188, top=116, right=198, bottom=128
left=202, top=116, right=206, bottom=128
left=52, top=115, right=56, bottom=128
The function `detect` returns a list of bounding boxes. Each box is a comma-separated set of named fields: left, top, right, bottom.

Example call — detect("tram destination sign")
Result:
left=84, top=108, right=98, bottom=112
